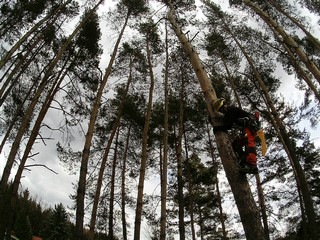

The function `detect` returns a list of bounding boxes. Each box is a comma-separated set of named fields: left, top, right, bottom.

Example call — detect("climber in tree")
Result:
left=211, top=98, right=261, bottom=174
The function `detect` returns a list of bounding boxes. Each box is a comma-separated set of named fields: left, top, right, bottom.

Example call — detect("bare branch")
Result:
left=24, top=164, right=58, bottom=174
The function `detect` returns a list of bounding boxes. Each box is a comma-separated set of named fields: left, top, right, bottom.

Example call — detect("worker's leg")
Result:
left=244, top=128, right=257, bottom=166
left=232, top=136, right=246, bottom=167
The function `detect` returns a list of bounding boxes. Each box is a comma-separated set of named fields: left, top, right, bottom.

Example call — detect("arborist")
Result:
left=211, top=98, right=265, bottom=174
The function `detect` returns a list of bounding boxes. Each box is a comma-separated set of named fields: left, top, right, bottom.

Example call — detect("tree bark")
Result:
left=108, top=127, right=120, bottom=239
left=133, top=39, right=155, bottom=240
left=255, top=174, right=270, bottom=240
left=121, top=126, right=131, bottom=240
left=175, top=72, right=186, bottom=240
left=183, top=132, right=196, bottom=240
left=160, top=21, right=169, bottom=240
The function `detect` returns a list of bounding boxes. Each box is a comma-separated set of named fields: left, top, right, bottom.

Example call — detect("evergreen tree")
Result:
left=46, top=203, right=70, bottom=240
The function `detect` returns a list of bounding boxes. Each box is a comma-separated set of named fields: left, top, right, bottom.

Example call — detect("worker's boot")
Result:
left=239, top=164, right=258, bottom=174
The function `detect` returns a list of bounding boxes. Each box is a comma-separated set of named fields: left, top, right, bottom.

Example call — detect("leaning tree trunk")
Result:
left=243, top=0, right=320, bottom=85
left=0, top=0, right=72, bottom=69
left=269, top=26, right=320, bottom=102
left=166, top=5, right=265, bottom=239
left=225, top=21, right=318, bottom=240
left=221, top=58, right=242, bottom=108
left=0, top=0, right=102, bottom=189
left=75, top=6, right=128, bottom=239
left=133, top=39, right=155, bottom=240
left=0, top=37, right=45, bottom=107
left=267, top=0, right=320, bottom=50
left=0, top=40, right=46, bottom=154
left=5, top=60, right=69, bottom=238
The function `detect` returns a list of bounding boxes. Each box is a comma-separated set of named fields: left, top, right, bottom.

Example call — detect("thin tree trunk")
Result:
left=5, top=60, right=69, bottom=238
left=133, top=39, right=155, bottom=240
left=160, top=21, right=169, bottom=240
left=166, top=5, right=265, bottom=239
left=0, top=73, right=54, bottom=187
left=0, top=54, right=16, bottom=83
left=108, top=127, right=120, bottom=239
left=88, top=56, right=132, bottom=239
left=181, top=121, right=197, bottom=240
left=243, top=0, right=320, bottom=84
left=206, top=123, right=228, bottom=240
left=221, top=58, right=242, bottom=107
left=255, top=174, right=270, bottom=240
left=267, top=0, right=320, bottom=50
left=269, top=26, right=320, bottom=102
left=258, top=34, right=320, bottom=102
left=175, top=71, right=186, bottom=240
left=121, top=126, right=131, bottom=240
left=75, top=6, right=128, bottom=239
left=199, top=209, right=204, bottom=240
left=183, top=131, right=195, bottom=240
left=0, top=38, right=45, bottom=107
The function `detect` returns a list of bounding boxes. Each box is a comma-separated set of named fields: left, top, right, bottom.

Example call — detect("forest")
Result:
left=0, top=0, right=320, bottom=239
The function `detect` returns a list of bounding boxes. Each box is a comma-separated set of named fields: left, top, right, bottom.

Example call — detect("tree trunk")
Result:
left=0, top=38, right=44, bottom=107
left=75, top=6, right=128, bottom=239
left=269, top=27, right=320, bottom=102
left=167, top=6, right=265, bottom=239
left=206, top=124, right=228, bottom=240
left=243, top=0, right=320, bottom=85
left=199, top=209, right=204, bottom=240
left=255, top=174, right=270, bottom=240
left=108, top=127, right=120, bottom=239
left=160, top=21, right=169, bottom=240
left=121, top=126, right=131, bottom=240
left=5, top=60, right=69, bottom=238
left=221, top=58, right=242, bottom=108
left=1, top=1, right=102, bottom=189
left=88, top=55, right=132, bottom=240
left=175, top=72, right=186, bottom=240
left=183, top=132, right=195, bottom=240
left=133, top=39, right=155, bottom=240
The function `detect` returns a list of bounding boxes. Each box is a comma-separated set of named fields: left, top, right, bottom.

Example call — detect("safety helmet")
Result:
left=212, top=98, right=225, bottom=112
